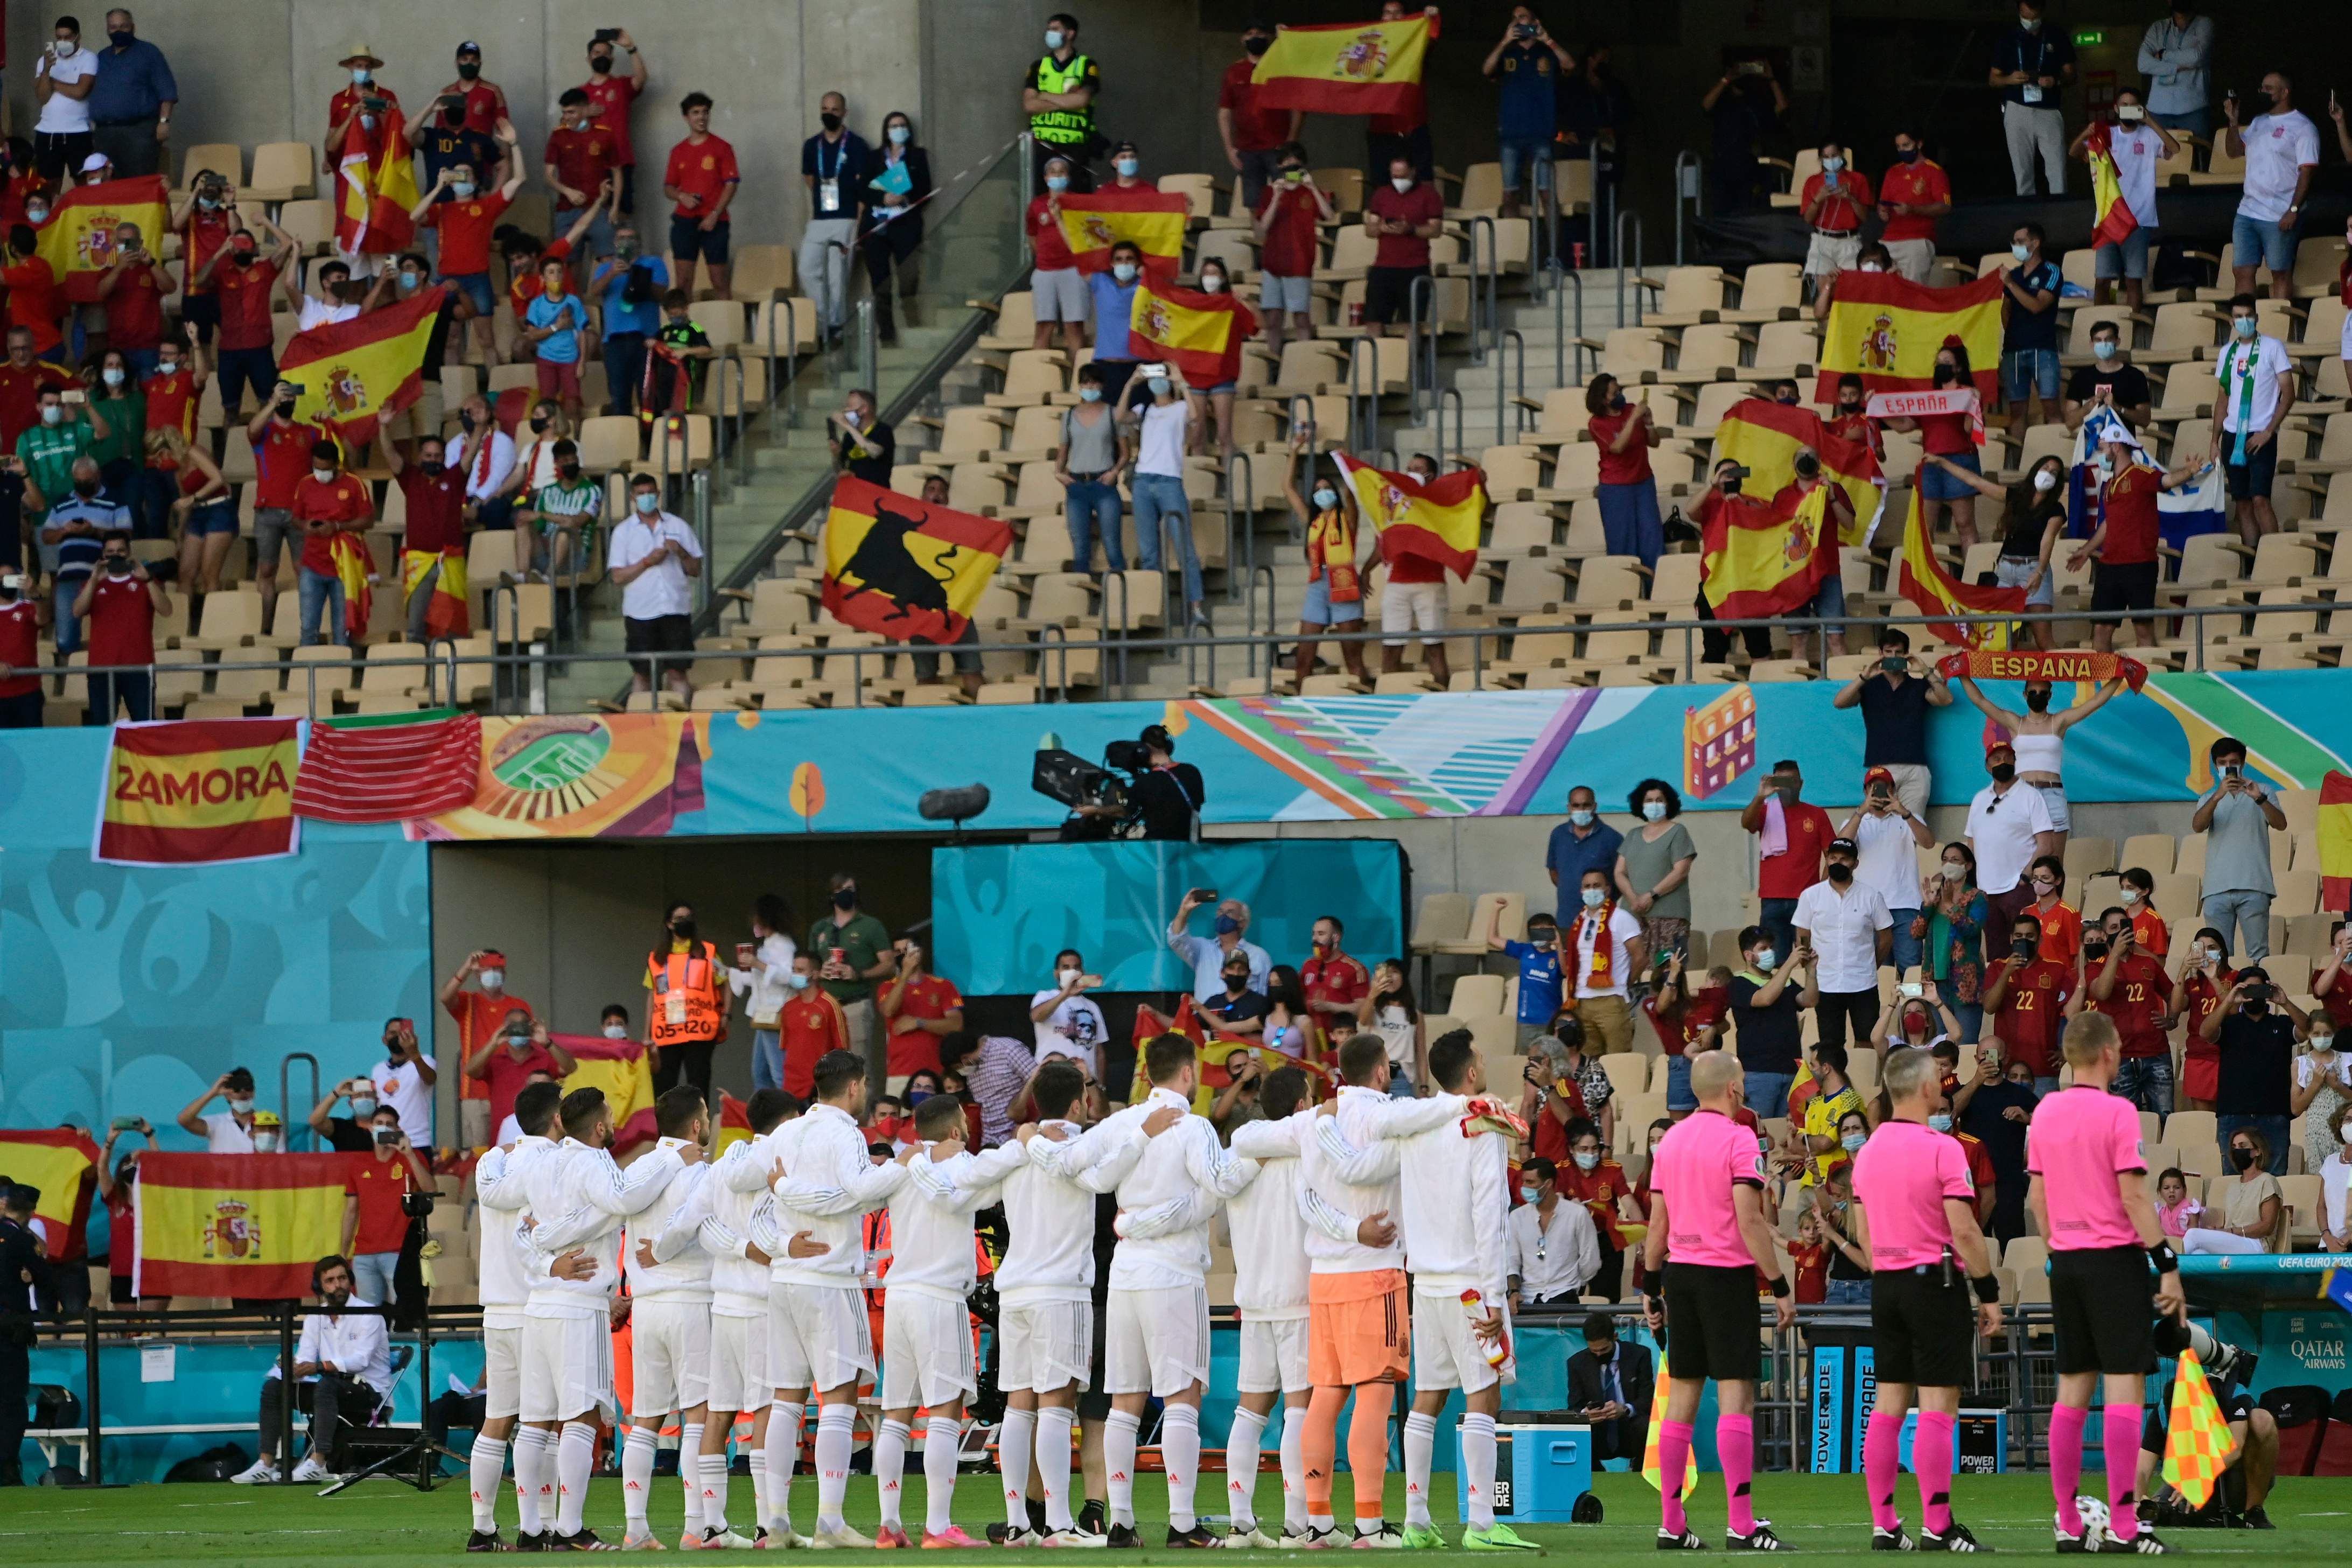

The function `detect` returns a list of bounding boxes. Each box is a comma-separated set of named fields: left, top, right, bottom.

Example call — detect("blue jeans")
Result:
left=86, top=669, right=152, bottom=724
left=51, top=577, right=82, bottom=655
left=1596, top=481, right=1663, bottom=569
left=1385, top=1072, right=1417, bottom=1100
left=1065, top=478, right=1124, bottom=572
left=1759, top=899, right=1798, bottom=967
left=2152, top=108, right=2208, bottom=142
left=2113, top=1056, right=2174, bottom=1118
left=2200, top=890, right=2272, bottom=960
left=1666, top=1052, right=1696, bottom=1112
left=2034, top=1076, right=2060, bottom=1098
left=297, top=565, right=346, bottom=646
left=350, top=1251, right=398, bottom=1307
left=751, top=1028, right=783, bottom=1095
left=1952, top=1001, right=1984, bottom=1045
left=604, top=330, right=647, bottom=416
left=1498, top=136, right=1553, bottom=197
left=2232, top=210, right=2299, bottom=277
left=1130, top=472, right=1204, bottom=607
left=118, top=347, right=159, bottom=383
left=1888, top=909, right=1922, bottom=975
left=2216, top=1113, right=2291, bottom=1177
left=1825, top=1278, right=1871, bottom=1306
left=1745, top=1069, right=1796, bottom=1121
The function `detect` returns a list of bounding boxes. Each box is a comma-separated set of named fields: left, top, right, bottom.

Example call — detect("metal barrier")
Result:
left=1615, top=211, right=1648, bottom=328
left=1244, top=563, right=1278, bottom=678
left=1227, top=451, right=1256, bottom=603
left=1674, top=150, right=1704, bottom=265
left=855, top=298, right=879, bottom=397
left=1548, top=258, right=1585, bottom=389
left=1495, top=327, right=1527, bottom=449
left=1405, top=272, right=1439, bottom=426
left=765, top=296, right=802, bottom=429
left=691, top=469, right=715, bottom=615
left=1466, top=215, right=1500, bottom=365
left=278, top=1052, right=318, bottom=1151
left=1347, top=337, right=1381, bottom=457
left=1099, top=569, right=1131, bottom=697
left=1437, top=384, right=1466, bottom=466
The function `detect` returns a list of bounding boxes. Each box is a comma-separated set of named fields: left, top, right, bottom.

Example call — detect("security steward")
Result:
left=1023, top=12, right=1101, bottom=193
left=0, top=1182, right=51, bottom=1486
left=647, top=904, right=727, bottom=1096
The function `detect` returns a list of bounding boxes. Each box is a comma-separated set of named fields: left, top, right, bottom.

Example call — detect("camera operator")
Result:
left=1065, top=721, right=1204, bottom=842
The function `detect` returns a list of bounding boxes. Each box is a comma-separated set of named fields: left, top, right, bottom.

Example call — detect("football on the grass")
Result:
left=2061, top=1497, right=2111, bottom=1538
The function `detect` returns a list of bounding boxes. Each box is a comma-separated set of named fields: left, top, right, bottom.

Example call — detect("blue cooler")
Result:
left=1455, top=1419, right=1593, bottom=1524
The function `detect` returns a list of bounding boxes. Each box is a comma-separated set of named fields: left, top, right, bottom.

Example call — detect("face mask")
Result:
left=1928, top=1113, right=1954, bottom=1133
left=888, top=125, right=911, bottom=146
left=2252, top=93, right=2277, bottom=116
left=2032, top=469, right=2059, bottom=494
left=595, top=1023, right=628, bottom=1042
left=1990, top=763, right=2015, bottom=784
left=1246, top=36, right=1272, bottom=57
left=254, top=1132, right=279, bottom=1153
left=2025, top=687, right=2051, bottom=712
left=1147, top=376, right=1171, bottom=397
left=1569, top=808, right=1594, bottom=827
left=2096, top=452, right=2118, bottom=479
left=1391, top=176, right=1414, bottom=193
left=590, top=53, right=613, bottom=74
left=1581, top=887, right=1606, bottom=909
left=2313, top=1035, right=2336, bottom=1053
left=832, top=888, right=857, bottom=912
left=2091, top=338, right=2118, bottom=360
left=818, top=113, right=844, bottom=134
left=2010, top=242, right=2031, bottom=262
left=2233, top=316, right=2258, bottom=339
left=1752, top=951, right=1777, bottom=973
left=1521, top=1182, right=1543, bottom=1203
left=1075, top=385, right=1104, bottom=404
left=1201, top=274, right=1226, bottom=294
left=671, top=917, right=697, bottom=941
left=351, top=67, right=372, bottom=85
left=398, top=270, right=422, bottom=291
left=2230, top=1147, right=2256, bottom=1172
left=1045, top=175, right=1069, bottom=193
left=228, top=1096, right=254, bottom=1115
left=350, top=1096, right=376, bottom=1118
left=1115, top=157, right=1140, bottom=178
left=1896, top=146, right=1919, bottom=163
left=1826, top=862, right=1853, bottom=884
left=100, top=366, right=126, bottom=388
left=421, top=456, right=448, bottom=478
left=634, top=492, right=659, bottom=515
left=26, top=207, right=48, bottom=225
left=1527, top=929, right=1557, bottom=950
left=478, top=968, right=505, bottom=991
left=1058, top=967, right=1082, bottom=984
left=1642, top=800, right=1667, bottom=822
left=1111, top=262, right=1138, bottom=284
left=1313, top=487, right=1338, bottom=509
left=110, top=30, right=134, bottom=47
left=1045, top=29, right=1066, bottom=48
left=458, top=61, right=481, bottom=80
left=1822, top=156, right=1845, bottom=173
left=1573, top=1151, right=1601, bottom=1172
left=39, top=405, right=61, bottom=427
left=557, top=461, right=581, bottom=480
left=1933, top=362, right=1957, bottom=386
left=231, top=245, right=255, bottom=263
left=2020, top=12, right=2041, bottom=29
left=1841, top=1132, right=1867, bottom=1153
left=451, top=180, right=475, bottom=198
left=312, top=467, right=336, bottom=484
left=1214, top=914, right=1242, bottom=936
left=785, top=970, right=811, bottom=991
left=1859, top=262, right=1882, bottom=274
left=79, top=479, right=103, bottom=500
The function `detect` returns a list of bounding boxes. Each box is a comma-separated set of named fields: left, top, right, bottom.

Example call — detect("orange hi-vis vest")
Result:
left=649, top=941, right=725, bottom=1046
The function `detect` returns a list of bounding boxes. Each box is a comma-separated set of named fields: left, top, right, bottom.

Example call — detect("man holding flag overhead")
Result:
left=325, top=44, right=415, bottom=267
left=1334, top=450, right=1482, bottom=688
left=2070, top=90, right=2175, bottom=310
left=31, top=172, right=167, bottom=309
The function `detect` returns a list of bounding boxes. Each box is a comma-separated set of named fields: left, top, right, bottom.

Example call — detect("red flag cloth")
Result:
left=2319, top=771, right=2352, bottom=915
left=1129, top=276, right=1257, bottom=389
left=292, top=709, right=482, bottom=823
left=1896, top=466, right=2029, bottom=647
left=2084, top=121, right=2141, bottom=250
left=0, top=1128, right=100, bottom=1260
left=1933, top=648, right=2148, bottom=692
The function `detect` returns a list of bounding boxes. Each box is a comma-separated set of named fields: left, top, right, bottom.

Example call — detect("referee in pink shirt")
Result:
left=1849, top=1048, right=2004, bottom=1552
left=1640, top=1051, right=1795, bottom=1553
left=2026, top=1011, right=2186, bottom=1555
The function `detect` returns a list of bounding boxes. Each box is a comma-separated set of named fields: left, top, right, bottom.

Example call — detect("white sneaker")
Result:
left=229, top=1457, right=280, bottom=1485
left=760, top=1524, right=814, bottom=1550
left=290, top=1456, right=331, bottom=1483
left=701, top=1528, right=756, bottom=1550
left=1042, top=1527, right=1108, bottom=1548
left=809, top=1522, right=873, bottom=1550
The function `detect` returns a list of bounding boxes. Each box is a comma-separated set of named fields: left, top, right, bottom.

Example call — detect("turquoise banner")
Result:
left=929, top=840, right=1406, bottom=996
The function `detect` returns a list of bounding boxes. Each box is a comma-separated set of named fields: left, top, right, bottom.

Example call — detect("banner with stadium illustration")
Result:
left=410, top=713, right=711, bottom=841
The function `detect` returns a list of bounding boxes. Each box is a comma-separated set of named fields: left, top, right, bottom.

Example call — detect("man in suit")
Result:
left=0, top=1184, right=54, bottom=1485
left=1563, top=1311, right=1653, bottom=1466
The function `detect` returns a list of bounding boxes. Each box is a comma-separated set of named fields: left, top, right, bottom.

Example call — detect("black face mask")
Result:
left=589, top=52, right=614, bottom=74
left=558, top=462, right=581, bottom=480
left=1245, top=35, right=1272, bottom=56
left=1990, top=763, right=2016, bottom=783
left=74, top=479, right=100, bottom=498
left=419, top=460, right=444, bottom=476
left=1826, top=862, right=1853, bottom=884
left=833, top=889, right=857, bottom=912
left=231, top=247, right=256, bottom=264
left=458, top=62, right=480, bottom=80
left=2252, top=92, right=2277, bottom=116
left=1223, top=972, right=1250, bottom=992
left=444, top=109, right=465, bottom=129
left=820, top=113, right=843, bottom=132
left=671, top=918, right=697, bottom=942
left=1932, top=363, right=1958, bottom=387
left=275, top=398, right=297, bottom=418
left=2025, top=688, right=2051, bottom=713
left=530, top=416, right=550, bottom=432
left=2229, top=1146, right=2256, bottom=1171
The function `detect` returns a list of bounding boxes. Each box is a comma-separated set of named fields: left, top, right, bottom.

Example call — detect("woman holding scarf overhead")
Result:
left=1285, top=430, right=1366, bottom=685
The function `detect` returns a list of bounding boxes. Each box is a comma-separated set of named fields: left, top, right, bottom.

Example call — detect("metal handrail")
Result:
left=1615, top=211, right=1647, bottom=328
left=1549, top=258, right=1584, bottom=390
left=1673, top=150, right=1704, bottom=265
left=1346, top=338, right=1380, bottom=457
left=1495, top=327, right=1526, bottom=449
left=1228, top=451, right=1256, bottom=602
left=1437, top=385, right=1465, bottom=465
left=1405, top=272, right=1438, bottom=425
left=1244, top=563, right=1278, bottom=678
left=1099, top=570, right=1130, bottom=698
left=1465, top=215, right=1499, bottom=365
left=278, top=1052, right=318, bottom=1151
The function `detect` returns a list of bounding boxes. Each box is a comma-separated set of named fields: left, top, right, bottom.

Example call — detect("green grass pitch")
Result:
left=5, top=1472, right=2350, bottom=1564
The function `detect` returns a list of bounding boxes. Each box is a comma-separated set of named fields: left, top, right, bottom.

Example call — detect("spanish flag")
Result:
left=1129, top=276, right=1257, bottom=388
left=1710, top=398, right=1885, bottom=547
left=2318, top=770, right=2352, bottom=914
left=95, top=717, right=303, bottom=866
left=1815, top=270, right=2003, bottom=405
left=1056, top=188, right=1189, bottom=278
left=2085, top=121, right=2140, bottom=250
left=134, top=1152, right=355, bottom=1299
left=552, top=1033, right=660, bottom=1153
left=402, top=547, right=470, bottom=639
left=1698, top=482, right=1832, bottom=619
left=278, top=285, right=446, bottom=444
left=1333, top=452, right=1484, bottom=579
left=334, top=104, right=419, bottom=256
left=34, top=174, right=169, bottom=304
left=717, top=1092, right=754, bottom=1158
left=0, top=1128, right=100, bottom=1261
left=1895, top=469, right=2026, bottom=648
left=821, top=474, right=1014, bottom=644
left=1249, top=14, right=1433, bottom=117
left=329, top=529, right=373, bottom=645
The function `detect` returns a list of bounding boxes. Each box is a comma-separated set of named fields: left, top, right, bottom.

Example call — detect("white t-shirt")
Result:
left=608, top=512, right=702, bottom=619
left=1134, top=400, right=1190, bottom=478
left=371, top=1056, right=436, bottom=1145
left=2108, top=124, right=2164, bottom=226
left=36, top=47, right=100, bottom=135
left=1792, top=878, right=1894, bottom=994
left=297, top=296, right=361, bottom=332
left=2235, top=110, right=2320, bottom=223
left=202, top=1111, right=260, bottom=1153
left=494, top=1113, right=522, bottom=1146
left=2214, top=335, right=2293, bottom=435
left=1030, top=988, right=1108, bottom=1061
left=1568, top=904, right=1645, bottom=999
left=1852, top=810, right=1924, bottom=915
left=1964, top=780, right=2054, bottom=894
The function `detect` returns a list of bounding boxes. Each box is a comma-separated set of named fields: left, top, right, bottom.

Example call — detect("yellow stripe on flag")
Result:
left=1701, top=485, right=1831, bottom=618
left=1818, top=272, right=2004, bottom=401
left=1333, top=453, right=1483, bottom=578
left=1250, top=16, right=1432, bottom=115
left=0, top=1135, right=96, bottom=1254
left=1132, top=288, right=1236, bottom=359
left=1711, top=404, right=1882, bottom=547
left=279, top=288, right=444, bottom=440
left=106, top=739, right=298, bottom=830
left=1055, top=197, right=1188, bottom=276
left=34, top=176, right=169, bottom=302
left=563, top=1049, right=657, bottom=1149
left=132, top=1153, right=352, bottom=1298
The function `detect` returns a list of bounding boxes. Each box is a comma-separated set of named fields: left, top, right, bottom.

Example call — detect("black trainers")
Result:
left=1657, top=1527, right=1710, bottom=1551
left=466, top=1530, right=506, bottom=1552
left=2242, top=1506, right=2273, bottom=1530
left=556, top=1529, right=618, bottom=1552
left=1106, top=1523, right=1141, bottom=1550
left=1873, top=1524, right=1916, bottom=1551
left=513, top=1532, right=551, bottom=1554
left=1920, top=1521, right=1988, bottom=1553
left=1079, top=1501, right=1107, bottom=1537
left=986, top=1524, right=1012, bottom=1545
left=1165, top=1525, right=1223, bottom=1549
left=1727, top=1523, right=1786, bottom=1551
left=2097, top=1533, right=2171, bottom=1555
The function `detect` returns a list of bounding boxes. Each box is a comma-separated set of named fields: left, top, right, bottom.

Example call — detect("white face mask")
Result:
left=2092, top=339, right=2118, bottom=360
left=1111, top=262, right=1138, bottom=284
left=1045, top=28, right=1066, bottom=48
left=1822, top=156, right=1844, bottom=173
left=1572, top=1150, right=1600, bottom=1171
left=1390, top=176, right=1414, bottom=193
left=253, top=1131, right=278, bottom=1152
left=2032, top=469, right=2057, bottom=493
left=312, top=467, right=336, bottom=483
left=351, top=1096, right=376, bottom=1118
left=479, top=968, right=504, bottom=990
left=228, top=1096, right=254, bottom=1115
left=102, top=367, right=124, bottom=387
left=2010, top=242, right=2031, bottom=262
left=785, top=970, right=811, bottom=991
left=1581, top=887, right=1606, bottom=908
left=1312, top=487, right=1338, bottom=510
left=1928, top=1113, right=1953, bottom=1133
left=1642, top=800, right=1667, bottom=821
left=2314, top=1035, right=2337, bottom=1053
left=350, top=66, right=372, bottom=85
left=1200, top=274, right=1224, bottom=293
left=603, top=1023, right=628, bottom=1040
left=1859, top=262, right=1884, bottom=273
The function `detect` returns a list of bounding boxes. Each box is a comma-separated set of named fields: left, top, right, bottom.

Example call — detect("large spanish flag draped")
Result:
left=0, top=1129, right=100, bottom=1261
left=2318, top=771, right=2352, bottom=914
left=1699, top=483, right=1833, bottom=619
left=1895, top=473, right=2027, bottom=648
left=1710, top=398, right=1885, bottom=547
left=1249, top=15, right=1433, bottom=116
left=334, top=106, right=419, bottom=257
left=133, top=1152, right=354, bottom=1299
left=278, top=285, right=445, bottom=444
left=821, top=474, right=1014, bottom=643
left=34, top=174, right=169, bottom=304
left=2085, top=121, right=2140, bottom=250
left=1055, top=188, right=1189, bottom=278
left=95, top=717, right=303, bottom=866
left=551, top=1033, right=660, bottom=1152
left=1129, top=277, right=1257, bottom=388
left=1333, top=452, right=1484, bottom=579
left=1815, top=270, right=2003, bottom=405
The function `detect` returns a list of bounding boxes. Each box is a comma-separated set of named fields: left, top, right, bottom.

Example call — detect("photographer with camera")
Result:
left=1169, top=888, right=1270, bottom=1004
left=340, top=1101, right=432, bottom=1309
left=1128, top=722, right=1204, bottom=841
left=73, top=528, right=166, bottom=721
left=2199, top=964, right=2302, bottom=1179
left=2193, top=735, right=2285, bottom=962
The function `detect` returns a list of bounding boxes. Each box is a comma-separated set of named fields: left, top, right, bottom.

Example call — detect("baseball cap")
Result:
left=1863, top=765, right=1896, bottom=788
left=79, top=153, right=110, bottom=173
left=1826, top=836, right=1859, bottom=856
left=1984, top=739, right=2015, bottom=758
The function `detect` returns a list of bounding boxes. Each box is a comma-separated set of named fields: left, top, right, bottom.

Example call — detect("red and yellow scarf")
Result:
left=1579, top=900, right=1620, bottom=988
left=1305, top=506, right=1360, bottom=602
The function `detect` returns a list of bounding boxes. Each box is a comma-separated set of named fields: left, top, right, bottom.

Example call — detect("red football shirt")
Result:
left=180, top=204, right=231, bottom=295
left=1254, top=184, right=1322, bottom=279
left=1, top=257, right=63, bottom=353
left=2097, top=466, right=2162, bottom=565
left=1878, top=158, right=1950, bottom=243
left=544, top=124, right=621, bottom=209
left=1555, top=1155, right=1632, bottom=1248
left=1366, top=182, right=1444, bottom=269
left=293, top=472, right=369, bottom=574
left=102, top=265, right=165, bottom=351
left=397, top=464, right=467, bottom=556
left=143, top=369, right=197, bottom=438
left=212, top=258, right=278, bottom=352
left=1026, top=195, right=1074, bottom=270
left=2092, top=953, right=2174, bottom=1058
left=664, top=134, right=740, bottom=222
left=443, top=80, right=505, bottom=138
left=250, top=417, right=324, bottom=510
left=84, top=573, right=157, bottom=667
left=0, top=360, right=74, bottom=449
left=1218, top=58, right=1290, bottom=151
left=1757, top=803, right=1834, bottom=899
left=1588, top=411, right=1654, bottom=485
left=886, top=974, right=962, bottom=1077
left=428, top=190, right=510, bottom=277
left=779, top=991, right=849, bottom=1099
left=582, top=73, right=643, bottom=167
left=345, top=1153, right=417, bottom=1255
left=0, top=598, right=39, bottom=697
left=1302, top=950, right=1370, bottom=1013
left=1992, top=958, right=2071, bottom=1076
left=1800, top=170, right=1873, bottom=233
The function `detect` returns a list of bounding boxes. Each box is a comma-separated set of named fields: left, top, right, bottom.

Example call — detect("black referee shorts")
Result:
left=1662, top=1262, right=1763, bottom=1384
left=2050, top=1244, right=2157, bottom=1376
left=1871, top=1266, right=1976, bottom=1388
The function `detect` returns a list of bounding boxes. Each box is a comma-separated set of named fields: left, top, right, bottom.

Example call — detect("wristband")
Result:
left=1767, top=1275, right=1791, bottom=1299
left=2148, top=1241, right=2179, bottom=1275
left=1971, top=1272, right=2001, bottom=1305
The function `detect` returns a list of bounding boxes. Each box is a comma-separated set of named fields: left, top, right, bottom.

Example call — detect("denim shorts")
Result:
left=1919, top=448, right=1980, bottom=501
left=2001, top=347, right=2060, bottom=402
left=1996, top=553, right=2052, bottom=606
left=440, top=270, right=496, bottom=316
left=2232, top=209, right=2299, bottom=275
left=185, top=499, right=237, bottom=537
left=1259, top=273, right=1312, bottom=314
left=1805, top=573, right=1847, bottom=621
left=2094, top=225, right=2154, bottom=281
left=1301, top=576, right=1364, bottom=625
left=1499, top=136, right=1553, bottom=195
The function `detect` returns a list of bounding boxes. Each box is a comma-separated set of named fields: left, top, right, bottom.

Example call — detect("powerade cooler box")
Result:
left=1455, top=1418, right=1593, bottom=1524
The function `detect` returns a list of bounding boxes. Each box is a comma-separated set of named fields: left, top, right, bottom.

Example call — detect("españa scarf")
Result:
left=1305, top=506, right=1360, bottom=600
left=1579, top=901, right=1621, bottom=989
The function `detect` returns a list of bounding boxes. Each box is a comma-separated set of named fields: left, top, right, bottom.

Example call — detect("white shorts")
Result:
left=879, top=1291, right=979, bottom=1411
left=709, top=1311, right=771, bottom=1413
left=768, top=1283, right=874, bottom=1394
left=999, top=1299, right=1095, bottom=1395
left=1031, top=267, right=1089, bottom=323
left=630, top=1299, right=713, bottom=1417
left=521, top=1311, right=614, bottom=1424
left=1804, top=232, right=1861, bottom=278
left=1104, top=1285, right=1211, bottom=1398
left=1381, top=578, right=1446, bottom=643
left=1237, top=1315, right=1311, bottom=1395
left=1411, top=1288, right=1513, bottom=1396
left=484, top=1323, right=524, bottom=1420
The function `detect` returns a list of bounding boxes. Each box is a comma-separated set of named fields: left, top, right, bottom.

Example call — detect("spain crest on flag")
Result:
left=1055, top=188, right=1188, bottom=278
left=1129, top=277, right=1257, bottom=389
left=821, top=475, right=1014, bottom=643
left=1249, top=13, right=1434, bottom=116
left=34, top=174, right=170, bottom=304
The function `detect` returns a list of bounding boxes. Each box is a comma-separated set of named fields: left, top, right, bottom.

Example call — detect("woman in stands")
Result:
left=2168, top=925, right=2236, bottom=1111
left=1946, top=668, right=2122, bottom=861
left=2181, top=1126, right=2282, bottom=1254
left=1915, top=842, right=1989, bottom=1044
left=1917, top=450, right=2068, bottom=649
left=2318, top=1102, right=2352, bottom=1251
left=860, top=110, right=931, bottom=347
left=1261, top=963, right=1321, bottom=1066
left=1867, top=979, right=1962, bottom=1053
left=1185, top=257, right=1238, bottom=459
left=1356, top=958, right=1425, bottom=1094
left=1881, top=338, right=1983, bottom=547
left=1585, top=371, right=1662, bottom=568
left=155, top=426, right=232, bottom=601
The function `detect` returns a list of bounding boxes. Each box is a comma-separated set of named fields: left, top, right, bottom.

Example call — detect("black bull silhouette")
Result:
left=834, top=496, right=965, bottom=632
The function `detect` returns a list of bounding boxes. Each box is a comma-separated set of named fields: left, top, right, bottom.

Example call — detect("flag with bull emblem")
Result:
left=820, top=475, right=1014, bottom=644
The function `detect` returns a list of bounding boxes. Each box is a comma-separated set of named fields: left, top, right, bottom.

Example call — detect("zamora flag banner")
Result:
left=1710, top=398, right=1885, bottom=547
left=1055, top=189, right=1188, bottom=278
left=1815, top=270, right=2004, bottom=404
left=134, top=1152, right=354, bottom=1299
left=1250, top=15, right=1433, bottom=116
left=1129, top=277, right=1257, bottom=389
left=821, top=474, right=1013, bottom=643
left=1896, top=472, right=2027, bottom=648
left=0, top=1129, right=101, bottom=1260
left=1699, top=484, right=1833, bottom=619
left=94, top=717, right=303, bottom=866
left=2318, top=770, right=2352, bottom=913
left=1333, top=453, right=1484, bottom=579
left=278, top=285, right=446, bottom=444
left=33, top=174, right=169, bottom=304
left=551, top=1033, right=659, bottom=1152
